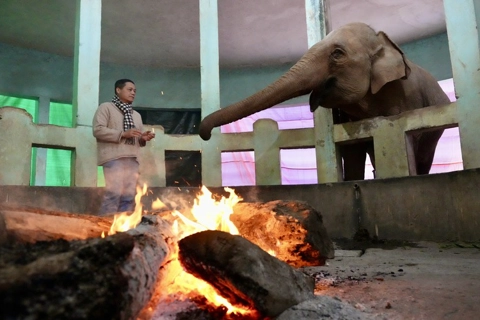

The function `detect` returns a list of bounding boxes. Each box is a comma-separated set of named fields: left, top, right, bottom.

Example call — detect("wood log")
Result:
left=0, top=213, right=176, bottom=320
left=0, top=206, right=112, bottom=243
left=178, top=230, right=315, bottom=318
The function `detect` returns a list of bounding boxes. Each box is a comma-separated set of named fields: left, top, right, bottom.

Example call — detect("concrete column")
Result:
left=72, top=0, right=101, bottom=127
left=199, top=0, right=222, bottom=186
left=37, top=96, right=50, bottom=125
left=444, top=0, right=480, bottom=169
left=34, top=96, right=50, bottom=185
left=72, top=0, right=102, bottom=187
left=305, top=0, right=341, bottom=183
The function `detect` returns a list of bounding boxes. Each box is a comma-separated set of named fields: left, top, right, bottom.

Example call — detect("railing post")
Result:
left=254, top=120, right=282, bottom=185
left=372, top=121, right=411, bottom=179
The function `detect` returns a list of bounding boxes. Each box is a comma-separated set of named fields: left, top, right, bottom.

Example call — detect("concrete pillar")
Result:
left=34, top=96, right=50, bottom=185
left=72, top=0, right=101, bottom=127
left=37, top=96, right=50, bottom=125
left=72, top=0, right=101, bottom=186
left=305, top=0, right=341, bottom=183
left=199, top=0, right=222, bottom=186
left=444, top=0, right=480, bottom=169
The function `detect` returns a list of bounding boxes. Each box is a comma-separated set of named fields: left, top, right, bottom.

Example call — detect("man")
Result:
left=93, top=79, right=155, bottom=215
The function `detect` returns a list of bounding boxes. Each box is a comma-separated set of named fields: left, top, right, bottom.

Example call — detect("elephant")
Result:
left=198, top=22, right=451, bottom=181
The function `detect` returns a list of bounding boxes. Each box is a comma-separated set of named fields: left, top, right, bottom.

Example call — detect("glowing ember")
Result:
left=164, top=251, right=248, bottom=314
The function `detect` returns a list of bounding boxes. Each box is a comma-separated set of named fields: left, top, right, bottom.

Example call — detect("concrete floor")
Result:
left=303, top=241, right=480, bottom=319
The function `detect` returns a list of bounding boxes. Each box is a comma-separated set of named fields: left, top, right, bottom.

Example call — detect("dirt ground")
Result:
left=302, top=240, right=480, bottom=320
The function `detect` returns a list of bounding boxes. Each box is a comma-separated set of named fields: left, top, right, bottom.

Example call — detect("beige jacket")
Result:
left=92, top=102, right=145, bottom=165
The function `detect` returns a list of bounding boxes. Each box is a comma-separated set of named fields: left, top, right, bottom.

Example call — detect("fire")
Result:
left=171, top=186, right=241, bottom=238
left=164, top=251, right=245, bottom=313
left=165, top=186, right=249, bottom=314
left=151, top=197, right=166, bottom=211
left=102, top=184, right=148, bottom=238
left=104, top=184, right=250, bottom=315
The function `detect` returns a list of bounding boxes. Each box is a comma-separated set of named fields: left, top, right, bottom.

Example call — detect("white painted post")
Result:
left=199, top=0, right=223, bottom=186
left=444, top=0, right=480, bottom=170
left=72, top=0, right=102, bottom=186
left=73, top=0, right=101, bottom=127
left=305, top=0, right=341, bottom=183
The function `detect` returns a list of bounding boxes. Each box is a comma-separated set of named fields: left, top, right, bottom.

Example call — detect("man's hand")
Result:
left=141, top=131, right=156, bottom=141
left=122, top=129, right=142, bottom=138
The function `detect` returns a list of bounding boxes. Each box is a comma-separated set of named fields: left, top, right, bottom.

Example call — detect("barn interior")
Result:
left=1, top=0, right=480, bottom=319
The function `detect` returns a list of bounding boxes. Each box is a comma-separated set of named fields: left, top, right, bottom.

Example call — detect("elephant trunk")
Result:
left=199, top=58, right=319, bottom=140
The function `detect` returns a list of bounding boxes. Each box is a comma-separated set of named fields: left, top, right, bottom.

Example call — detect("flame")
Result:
left=164, top=186, right=249, bottom=315
left=165, top=250, right=246, bottom=313
left=190, top=186, right=240, bottom=234
left=169, top=186, right=241, bottom=239
left=102, top=184, right=147, bottom=238
left=151, top=197, right=166, bottom=211
left=103, top=184, right=250, bottom=315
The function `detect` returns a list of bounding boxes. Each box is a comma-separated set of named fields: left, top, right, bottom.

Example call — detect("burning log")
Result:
left=178, top=230, right=315, bottom=318
left=0, top=206, right=111, bottom=243
left=231, top=200, right=335, bottom=267
left=0, top=187, right=336, bottom=319
left=0, top=211, right=176, bottom=320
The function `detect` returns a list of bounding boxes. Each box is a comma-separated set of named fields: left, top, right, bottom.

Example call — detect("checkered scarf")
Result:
left=112, top=95, right=136, bottom=145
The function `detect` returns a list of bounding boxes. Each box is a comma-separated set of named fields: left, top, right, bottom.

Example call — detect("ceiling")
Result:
left=0, top=0, right=446, bottom=68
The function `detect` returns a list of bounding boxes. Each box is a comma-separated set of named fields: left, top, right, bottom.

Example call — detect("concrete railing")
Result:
left=0, top=102, right=460, bottom=187
left=210, top=102, right=458, bottom=186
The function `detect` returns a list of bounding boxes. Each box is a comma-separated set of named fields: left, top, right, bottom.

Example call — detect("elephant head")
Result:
left=199, top=22, right=411, bottom=140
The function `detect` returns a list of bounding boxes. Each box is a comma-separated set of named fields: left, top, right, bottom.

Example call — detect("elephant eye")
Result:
left=331, top=48, right=345, bottom=60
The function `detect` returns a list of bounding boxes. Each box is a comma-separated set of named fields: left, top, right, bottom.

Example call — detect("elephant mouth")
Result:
left=309, top=77, right=337, bottom=112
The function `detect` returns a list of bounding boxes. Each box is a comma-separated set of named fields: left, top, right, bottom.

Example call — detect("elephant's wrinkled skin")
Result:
left=198, top=22, right=451, bottom=181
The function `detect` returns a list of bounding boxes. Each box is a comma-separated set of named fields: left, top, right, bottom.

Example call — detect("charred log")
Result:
left=178, top=230, right=315, bottom=318
left=0, top=214, right=175, bottom=320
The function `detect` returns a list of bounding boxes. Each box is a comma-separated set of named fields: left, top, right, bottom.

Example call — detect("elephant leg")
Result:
left=341, top=141, right=372, bottom=181
left=413, top=129, right=445, bottom=175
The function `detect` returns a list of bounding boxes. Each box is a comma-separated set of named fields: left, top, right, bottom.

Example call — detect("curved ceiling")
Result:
left=0, top=0, right=446, bottom=68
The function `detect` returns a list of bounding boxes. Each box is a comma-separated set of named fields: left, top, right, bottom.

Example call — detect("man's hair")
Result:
left=114, top=79, right=135, bottom=94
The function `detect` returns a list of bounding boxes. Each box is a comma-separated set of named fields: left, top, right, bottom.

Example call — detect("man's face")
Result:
left=116, top=82, right=136, bottom=104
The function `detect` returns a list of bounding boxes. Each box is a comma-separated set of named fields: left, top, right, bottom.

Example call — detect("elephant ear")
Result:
left=370, top=31, right=411, bottom=94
